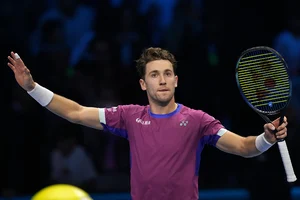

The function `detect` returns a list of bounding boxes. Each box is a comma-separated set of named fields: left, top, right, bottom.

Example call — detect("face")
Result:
left=139, top=60, right=178, bottom=106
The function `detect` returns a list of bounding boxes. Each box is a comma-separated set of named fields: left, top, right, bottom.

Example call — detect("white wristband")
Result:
left=255, top=133, right=274, bottom=153
left=27, top=83, right=54, bottom=106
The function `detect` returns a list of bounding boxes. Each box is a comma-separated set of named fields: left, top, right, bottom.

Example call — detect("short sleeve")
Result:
left=98, top=105, right=135, bottom=139
left=198, top=112, right=226, bottom=146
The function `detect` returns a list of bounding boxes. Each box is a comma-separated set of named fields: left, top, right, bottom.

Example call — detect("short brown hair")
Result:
left=135, top=47, right=177, bottom=79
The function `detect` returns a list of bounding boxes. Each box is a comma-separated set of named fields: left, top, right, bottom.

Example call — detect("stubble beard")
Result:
left=149, top=92, right=174, bottom=107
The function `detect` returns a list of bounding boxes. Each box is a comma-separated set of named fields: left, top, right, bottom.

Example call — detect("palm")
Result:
left=15, top=68, right=33, bottom=89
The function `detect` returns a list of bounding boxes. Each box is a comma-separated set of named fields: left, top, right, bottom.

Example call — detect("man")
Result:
left=7, top=47, right=288, bottom=200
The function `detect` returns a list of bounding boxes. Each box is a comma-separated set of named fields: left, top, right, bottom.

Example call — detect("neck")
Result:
left=149, top=98, right=177, bottom=114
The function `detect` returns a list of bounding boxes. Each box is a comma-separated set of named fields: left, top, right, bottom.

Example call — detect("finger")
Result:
left=276, top=127, right=287, bottom=135
left=14, top=53, right=20, bottom=60
left=283, top=116, right=287, bottom=123
left=11, top=51, right=24, bottom=64
left=277, top=116, right=287, bottom=124
left=271, top=117, right=280, bottom=127
left=11, top=51, right=16, bottom=59
left=278, top=121, right=288, bottom=131
left=8, top=56, right=15, bottom=64
left=14, top=54, right=25, bottom=65
left=276, top=129, right=287, bottom=139
left=7, top=62, right=16, bottom=72
left=8, top=53, right=25, bottom=70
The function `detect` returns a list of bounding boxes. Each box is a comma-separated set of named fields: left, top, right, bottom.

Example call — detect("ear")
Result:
left=175, top=75, right=178, bottom=87
left=139, top=79, right=147, bottom=91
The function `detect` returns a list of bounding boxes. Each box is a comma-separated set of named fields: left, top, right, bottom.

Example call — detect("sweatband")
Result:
left=255, top=133, right=274, bottom=152
left=27, top=83, right=54, bottom=106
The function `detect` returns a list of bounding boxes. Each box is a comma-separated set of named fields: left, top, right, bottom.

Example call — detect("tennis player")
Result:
left=7, top=47, right=288, bottom=200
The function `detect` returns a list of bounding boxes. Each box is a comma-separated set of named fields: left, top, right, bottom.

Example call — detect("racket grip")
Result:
left=276, top=115, right=285, bottom=142
left=277, top=140, right=297, bottom=182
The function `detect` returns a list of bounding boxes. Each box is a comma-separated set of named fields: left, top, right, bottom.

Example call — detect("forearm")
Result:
left=243, top=133, right=274, bottom=158
left=46, top=94, right=83, bottom=123
left=242, top=136, right=262, bottom=158
left=28, top=82, right=83, bottom=123
left=217, top=131, right=275, bottom=158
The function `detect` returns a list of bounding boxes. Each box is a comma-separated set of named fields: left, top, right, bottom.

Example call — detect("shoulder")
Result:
left=179, top=104, right=208, bottom=118
left=118, top=104, right=147, bottom=109
left=115, top=104, right=148, bottom=114
left=179, top=104, right=219, bottom=124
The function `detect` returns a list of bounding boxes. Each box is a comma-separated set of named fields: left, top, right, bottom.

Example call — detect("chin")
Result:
left=148, top=92, right=174, bottom=106
left=156, top=97, right=173, bottom=106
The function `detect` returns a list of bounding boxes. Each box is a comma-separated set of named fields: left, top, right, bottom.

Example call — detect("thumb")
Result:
left=25, top=67, right=31, bottom=74
left=266, top=123, right=276, bottom=131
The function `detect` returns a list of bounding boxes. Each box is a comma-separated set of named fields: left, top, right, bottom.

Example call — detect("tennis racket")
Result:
left=235, top=46, right=297, bottom=183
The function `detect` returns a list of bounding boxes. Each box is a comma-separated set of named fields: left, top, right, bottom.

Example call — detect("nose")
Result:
left=159, top=75, right=166, bottom=85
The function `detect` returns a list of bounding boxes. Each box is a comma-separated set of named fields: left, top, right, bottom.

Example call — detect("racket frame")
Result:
left=235, top=46, right=292, bottom=116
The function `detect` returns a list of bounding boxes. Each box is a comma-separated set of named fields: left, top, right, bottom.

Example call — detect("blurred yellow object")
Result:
left=31, top=184, right=92, bottom=200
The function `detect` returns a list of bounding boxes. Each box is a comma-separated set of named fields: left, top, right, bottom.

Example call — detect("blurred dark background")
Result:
left=1, top=0, right=300, bottom=199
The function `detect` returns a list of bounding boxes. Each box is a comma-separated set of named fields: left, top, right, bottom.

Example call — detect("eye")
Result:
left=151, top=73, right=157, bottom=78
left=166, top=72, right=172, bottom=76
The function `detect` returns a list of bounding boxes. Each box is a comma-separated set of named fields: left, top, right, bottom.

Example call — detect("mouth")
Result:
left=158, top=89, right=169, bottom=92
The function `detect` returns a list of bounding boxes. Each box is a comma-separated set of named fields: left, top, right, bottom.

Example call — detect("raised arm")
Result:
left=7, top=51, right=103, bottom=130
left=216, top=117, right=288, bottom=158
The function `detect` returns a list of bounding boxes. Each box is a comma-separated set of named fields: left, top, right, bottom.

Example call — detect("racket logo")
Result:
left=246, top=69, right=277, bottom=101
left=265, top=78, right=276, bottom=88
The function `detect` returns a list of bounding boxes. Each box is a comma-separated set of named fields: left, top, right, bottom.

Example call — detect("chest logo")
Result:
left=136, top=118, right=151, bottom=125
left=180, top=120, right=188, bottom=126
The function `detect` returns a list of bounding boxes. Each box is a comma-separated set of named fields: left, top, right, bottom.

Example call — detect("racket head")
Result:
left=235, top=46, right=292, bottom=116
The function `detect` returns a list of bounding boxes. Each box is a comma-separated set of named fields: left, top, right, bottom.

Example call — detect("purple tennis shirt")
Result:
left=98, top=103, right=226, bottom=200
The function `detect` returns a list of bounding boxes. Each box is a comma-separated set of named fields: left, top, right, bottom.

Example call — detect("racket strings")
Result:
left=237, top=49, right=291, bottom=114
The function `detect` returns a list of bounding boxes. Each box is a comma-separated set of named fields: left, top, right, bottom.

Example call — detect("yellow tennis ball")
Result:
left=31, top=184, right=93, bottom=200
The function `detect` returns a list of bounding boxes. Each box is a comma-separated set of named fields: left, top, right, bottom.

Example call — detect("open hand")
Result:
left=8, top=51, right=35, bottom=91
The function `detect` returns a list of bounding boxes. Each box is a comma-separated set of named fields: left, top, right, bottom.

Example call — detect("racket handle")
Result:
left=276, top=115, right=285, bottom=142
left=277, top=140, right=297, bottom=182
